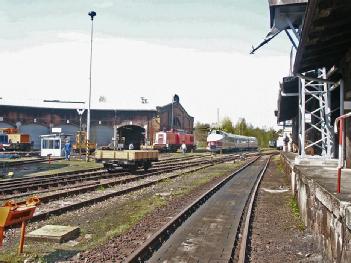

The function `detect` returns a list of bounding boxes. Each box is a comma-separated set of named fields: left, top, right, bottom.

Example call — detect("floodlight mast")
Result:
left=86, top=10, right=96, bottom=161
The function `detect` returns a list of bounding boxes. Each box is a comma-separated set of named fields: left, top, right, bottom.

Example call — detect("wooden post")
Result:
left=0, top=227, right=4, bottom=246
left=18, top=221, right=26, bottom=254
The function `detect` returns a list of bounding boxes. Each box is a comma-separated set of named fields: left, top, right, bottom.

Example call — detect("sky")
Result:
left=0, top=0, right=292, bottom=128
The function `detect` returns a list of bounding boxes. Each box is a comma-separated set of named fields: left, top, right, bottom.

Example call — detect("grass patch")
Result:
left=289, top=197, right=305, bottom=231
left=0, top=195, right=166, bottom=263
left=85, top=196, right=165, bottom=246
left=171, top=162, right=242, bottom=197
left=273, top=156, right=285, bottom=174
left=96, top=185, right=105, bottom=191
left=26, top=160, right=103, bottom=177
left=260, top=148, right=275, bottom=152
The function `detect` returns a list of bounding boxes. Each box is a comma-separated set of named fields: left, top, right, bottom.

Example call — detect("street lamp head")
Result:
left=88, top=11, right=96, bottom=20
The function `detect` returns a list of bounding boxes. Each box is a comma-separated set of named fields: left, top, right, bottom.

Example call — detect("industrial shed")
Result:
left=0, top=97, right=194, bottom=149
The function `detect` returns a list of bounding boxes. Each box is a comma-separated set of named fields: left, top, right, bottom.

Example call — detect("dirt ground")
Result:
left=249, top=156, right=323, bottom=263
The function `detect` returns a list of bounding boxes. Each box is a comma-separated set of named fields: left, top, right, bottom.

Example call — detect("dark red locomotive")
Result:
left=153, top=130, right=195, bottom=152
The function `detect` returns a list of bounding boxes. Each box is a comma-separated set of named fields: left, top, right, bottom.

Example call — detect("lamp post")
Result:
left=87, top=10, right=96, bottom=161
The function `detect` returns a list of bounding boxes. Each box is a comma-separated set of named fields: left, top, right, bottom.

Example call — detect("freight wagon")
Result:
left=95, top=149, right=159, bottom=172
left=0, top=128, right=31, bottom=151
left=7, top=134, right=31, bottom=151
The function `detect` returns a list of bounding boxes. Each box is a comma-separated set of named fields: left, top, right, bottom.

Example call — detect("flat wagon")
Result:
left=95, top=149, right=159, bottom=172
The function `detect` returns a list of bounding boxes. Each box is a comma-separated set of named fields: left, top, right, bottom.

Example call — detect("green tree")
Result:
left=221, top=117, right=235, bottom=133
left=194, top=122, right=210, bottom=148
left=219, top=116, right=280, bottom=148
left=234, top=118, right=248, bottom=135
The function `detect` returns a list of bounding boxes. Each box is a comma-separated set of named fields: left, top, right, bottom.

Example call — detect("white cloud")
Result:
left=0, top=33, right=289, bottom=128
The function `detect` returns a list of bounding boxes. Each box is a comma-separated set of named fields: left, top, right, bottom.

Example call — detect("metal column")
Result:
left=298, top=69, right=336, bottom=159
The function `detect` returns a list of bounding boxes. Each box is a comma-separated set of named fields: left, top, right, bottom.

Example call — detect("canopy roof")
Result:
left=277, top=76, right=299, bottom=122
left=294, top=0, right=351, bottom=73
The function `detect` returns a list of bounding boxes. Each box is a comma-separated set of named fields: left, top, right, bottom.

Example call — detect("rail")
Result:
left=125, top=156, right=262, bottom=262
left=238, top=155, right=271, bottom=262
left=334, top=112, right=351, bottom=193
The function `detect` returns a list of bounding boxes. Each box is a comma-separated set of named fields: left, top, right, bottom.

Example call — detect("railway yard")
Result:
left=0, top=151, right=323, bottom=262
left=3, top=0, right=351, bottom=262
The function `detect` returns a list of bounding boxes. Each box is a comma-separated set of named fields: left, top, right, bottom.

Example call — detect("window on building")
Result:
left=54, top=140, right=60, bottom=149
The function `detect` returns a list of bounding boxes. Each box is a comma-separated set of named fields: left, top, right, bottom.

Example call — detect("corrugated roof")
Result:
left=294, top=0, right=351, bottom=73
left=0, top=98, right=156, bottom=112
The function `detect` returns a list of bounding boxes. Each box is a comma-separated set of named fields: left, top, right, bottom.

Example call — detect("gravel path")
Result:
left=249, top=156, right=323, bottom=263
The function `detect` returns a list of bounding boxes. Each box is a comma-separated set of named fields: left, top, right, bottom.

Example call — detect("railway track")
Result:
left=158, top=153, right=211, bottom=162
left=237, top=156, right=271, bottom=263
left=0, top=168, right=108, bottom=196
left=0, top=154, right=259, bottom=207
left=0, top=154, right=211, bottom=197
left=0, top=156, right=63, bottom=167
left=27, top=153, right=244, bottom=221
left=124, top=155, right=271, bottom=262
left=3, top=160, right=210, bottom=203
left=0, top=151, right=40, bottom=157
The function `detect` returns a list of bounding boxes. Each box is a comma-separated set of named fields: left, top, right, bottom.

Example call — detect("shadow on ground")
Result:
left=43, top=249, right=80, bottom=263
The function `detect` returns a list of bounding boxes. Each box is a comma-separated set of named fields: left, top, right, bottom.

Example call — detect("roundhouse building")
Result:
left=0, top=97, right=194, bottom=150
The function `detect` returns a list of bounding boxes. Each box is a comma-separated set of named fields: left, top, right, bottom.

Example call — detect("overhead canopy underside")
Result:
left=294, top=0, right=351, bottom=73
left=277, top=76, right=299, bottom=123
left=251, top=0, right=307, bottom=54
left=268, top=0, right=308, bottom=28
left=269, top=0, right=307, bottom=5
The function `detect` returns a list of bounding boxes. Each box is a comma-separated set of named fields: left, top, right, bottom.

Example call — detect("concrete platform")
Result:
left=280, top=152, right=351, bottom=263
left=27, top=225, right=80, bottom=243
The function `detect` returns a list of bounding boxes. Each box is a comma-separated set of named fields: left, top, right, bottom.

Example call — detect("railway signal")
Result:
left=0, top=196, right=40, bottom=254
